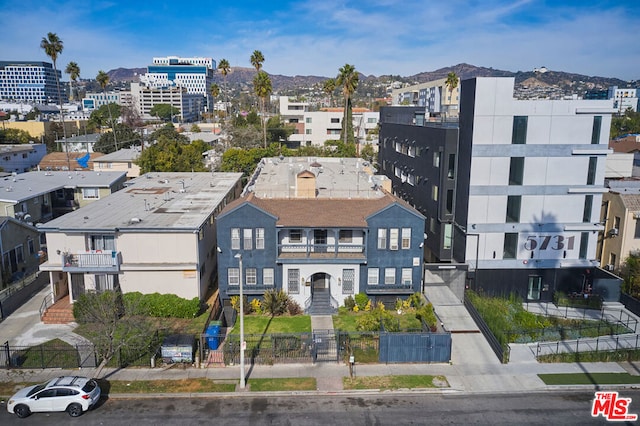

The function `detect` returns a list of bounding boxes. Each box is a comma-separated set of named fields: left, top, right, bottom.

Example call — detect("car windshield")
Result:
left=26, top=384, right=46, bottom=397
left=82, top=380, right=97, bottom=393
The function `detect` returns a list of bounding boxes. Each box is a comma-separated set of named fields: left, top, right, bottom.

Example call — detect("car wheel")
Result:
left=67, top=403, right=83, bottom=417
left=13, top=404, right=31, bottom=418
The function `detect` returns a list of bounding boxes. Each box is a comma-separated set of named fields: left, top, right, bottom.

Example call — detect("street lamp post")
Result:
left=234, top=253, right=245, bottom=389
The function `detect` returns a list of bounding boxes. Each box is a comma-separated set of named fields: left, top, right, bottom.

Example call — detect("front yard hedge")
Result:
left=123, top=292, right=202, bottom=318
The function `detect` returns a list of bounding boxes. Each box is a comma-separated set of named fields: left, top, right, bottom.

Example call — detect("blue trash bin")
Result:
left=206, top=324, right=221, bottom=350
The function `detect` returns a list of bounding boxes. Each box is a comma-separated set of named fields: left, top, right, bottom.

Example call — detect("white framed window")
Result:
left=401, top=228, right=411, bottom=249
left=255, top=228, right=265, bottom=249
left=263, top=268, right=274, bottom=286
left=246, top=268, right=257, bottom=286
left=243, top=228, right=253, bottom=250
left=228, top=268, right=239, bottom=286
left=384, top=268, right=396, bottom=285
left=231, top=228, right=240, bottom=250
left=368, top=268, right=379, bottom=285
left=401, top=268, right=412, bottom=285
left=82, top=188, right=100, bottom=200
left=389, top=228, right=399, bottom=250
left=377, top=228, right=387, bottom=249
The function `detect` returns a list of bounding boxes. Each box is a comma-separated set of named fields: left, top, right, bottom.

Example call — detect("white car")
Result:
left=7, top=376, right=101, bottom=418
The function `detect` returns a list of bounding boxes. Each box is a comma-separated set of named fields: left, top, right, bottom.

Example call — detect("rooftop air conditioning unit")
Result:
left=605, top=264, right=615, bottom=271
left=609, top=228, right=619, bottom=237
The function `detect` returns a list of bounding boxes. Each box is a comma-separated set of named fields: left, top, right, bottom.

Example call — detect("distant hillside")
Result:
left=106, top=63, right=633, bottom=93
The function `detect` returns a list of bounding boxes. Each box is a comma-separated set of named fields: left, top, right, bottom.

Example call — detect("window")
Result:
left=447, top=154, right=456, bottom=179
left=384, top=268, right=396, bottom=285
left=27, top=239, right=35, bottom=255
left=430, top=217, right=436, bottom=233
left=587, top=157, right=597, bottom=185
left=82, top=188, right=100, bottom=199
left=528, top=276, right=542, bottom=300
left=306, top=117, right=312, bottom=124
left=509, top=157, right=524, bottom=185
left=243, top=228, right=253, bottom=250
left=95, top=274, right=115, bottom=291
left=89, top=235, right=115, bottom=251
left=288, top=269, right=300, bottom=294
left=389, top=228, right=399, bottom=250
left=306, top=129, right=312, bottom=135
left=443, top=224, right=453, bottom=249
left=512, top=116, right=528, bottom=144
left=290, top=229, right=302, bottom=243
left=246, top=268, right=257, bottom=286
left=591, top=116, right=602, bottom=144
left=583, top=195, right=593, bottom=223
left=231, top=228, right=240, bottom=250
left=635, top=219, right=640, bottom=239
left=342, top=269, right=354, bottom=294
left=401, top=268, right=412, bottom=285
left=506, top=196, right=521, bottom=223
left=255, top=228, right=265, bottom=249
left=503, top=233, right=518, bottom=259
left=432, top=185, right=439, bottom=201
left=368, top=268, right=379, bottom=285
left=401, top=228, right=411, bottom=249
left=433, top=151, right=441, bottom=167
left=579, top=232, right=589, bottom=259
left=446, top=189, right=454, bottom=214
left=331, top=118, right=340, bottom=123
left=16, top=245, right=24, bottom=263
left=377, top=228, right=387, bottom=249
left=228, top=268, right=239, bottom=286
left=610, top=252, right=617, bottom=268
left=263, top=268, right=274, bottom=286
left=339, top=230, right=353, bottom=243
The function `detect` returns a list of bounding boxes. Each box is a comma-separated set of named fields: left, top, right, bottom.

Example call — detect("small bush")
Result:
left=230, top=295, right=252, bottom=314
left=287, top=299, right=303, bottom=316
left=408, top=292, right=424, bottom=308
left=344, top=296, right=356, bottom=311
left=250, top=298, right=263, bottom=315
left=415, top=303, right=437, bottom=330
left=356, top=303, right=397, bottom=331
left=354, top=293, right=369, bottom=311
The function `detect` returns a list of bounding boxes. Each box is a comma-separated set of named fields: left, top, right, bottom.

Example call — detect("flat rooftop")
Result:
left=0, top=170, right=126, bottom=203
left=39, top=172, right=242, bottom=232
left=248, top=157, right=388, bottom=199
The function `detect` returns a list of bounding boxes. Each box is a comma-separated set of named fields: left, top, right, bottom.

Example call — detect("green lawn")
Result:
left=332, top=310, right=422, bottom=332
left=228, top=315, right=311, bottom=335
left=248, top=377, right=316, bottom=391
left=538, top=373, right=640, bottom=385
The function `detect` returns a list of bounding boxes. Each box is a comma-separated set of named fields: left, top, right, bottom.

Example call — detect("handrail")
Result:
left=39, top=293, right=53, bottom=319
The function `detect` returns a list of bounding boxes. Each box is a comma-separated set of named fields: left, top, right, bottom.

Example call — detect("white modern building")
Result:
left=390, top=78, right=460, bottom=118
left=0, top=61, right=64, bottom=104
left=129, top=82, right=205, bottom=122
left=609, top=87, right=639, bottom=113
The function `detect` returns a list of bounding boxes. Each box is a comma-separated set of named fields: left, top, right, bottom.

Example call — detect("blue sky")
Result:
left=2, top=0, right=639, bottom=82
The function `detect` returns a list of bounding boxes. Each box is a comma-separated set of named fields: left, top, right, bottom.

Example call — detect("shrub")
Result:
left=408, top=292, right=424, bottom=308
left=123, top=292, right=201, bottom=318
left=250, top=298, right=263, bottom=315
left=263, top=289, right=289, bottom=316
left=73, top=291, right=124, bottom=324
left=415, top=303, right=437, bottom=330
left=344, top=295, right=356, bottom=311
left=230, top=295, right=252, bottom=314
left=356, top=303, right=398, bottom=331
left=354, top=293, right=369, bottom=311
left=286, top=299, right=303, bottom=316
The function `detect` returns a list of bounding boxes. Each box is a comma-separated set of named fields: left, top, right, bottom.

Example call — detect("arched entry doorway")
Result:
left=308, top=272, right=333, bottom=314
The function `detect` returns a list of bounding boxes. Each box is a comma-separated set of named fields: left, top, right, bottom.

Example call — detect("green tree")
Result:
left=150, top=104, right=180, bottom=122
left=266, top=115, right=294, bottom=144
left=147, top=123, right=189, bottom=144
left=136, top=136, right=208, bottom=173
left=0, top=128, right=38, bottom=144
left=190, top=123, right=202, bottom=133
left=40, top=32, right=66, bottom=139
left=209, top=83, right=220, bottom=117
left=96, top=70, right=118, bottom=150
left=217, top=58, right=231, bottom=117
left=360, top=143, right=377, bottom=165
left=253, top=71, right=273, bottom=148
left=88, top=103, right=122, bottom=129
left=621, top=251, right=640, bottom=297
left=93, top=124, right=142, bottom=154
left=610, top=110, right=640, bottom=139
left=445, top=72, right=459, bottom=112
left=336, top=64, right=359, bottom=145
left=228, top=126, right=262, bottom=149
left=250, top=50, right=265, bottom=72
left=65, top=61, right=80, bottom=101
left=323, top=78, right=336, bottom=108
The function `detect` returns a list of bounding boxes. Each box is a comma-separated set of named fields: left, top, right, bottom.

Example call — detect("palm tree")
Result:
left=336, top=64, right=359, bottom=146
left=217, top=59, right=230, bottom=117
left=96, top=70, right=118, bottom=151
left=65, top=61, right=80, bottom=101
left=209, top=83, right=220, bottom=121
left=250, top=50, right=265, bottom=72
left=445, top=72, right=459, bottom=116
left=323, top=78, right=336, bottom=108
left=253, top=71, right=272, bottom=148
left=40, top=33, right=66, bottom=141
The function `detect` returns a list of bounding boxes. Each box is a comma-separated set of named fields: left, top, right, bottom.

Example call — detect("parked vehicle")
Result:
left=7, top=376, right=101, bottom=418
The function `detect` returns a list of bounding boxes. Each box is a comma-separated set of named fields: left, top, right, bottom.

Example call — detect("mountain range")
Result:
left=106, top=63, right=635, bottom=94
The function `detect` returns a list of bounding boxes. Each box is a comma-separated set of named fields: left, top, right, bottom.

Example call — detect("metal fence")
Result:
left=536, top=334, right=640, bottom=358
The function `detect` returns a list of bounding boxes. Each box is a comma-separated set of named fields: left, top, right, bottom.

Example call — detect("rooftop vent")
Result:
left=130, top=217, right=142, bottom=224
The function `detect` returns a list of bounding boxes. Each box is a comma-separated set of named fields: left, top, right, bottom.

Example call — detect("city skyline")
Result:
left=1, top=0, right=639, bottom=82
